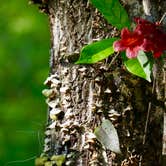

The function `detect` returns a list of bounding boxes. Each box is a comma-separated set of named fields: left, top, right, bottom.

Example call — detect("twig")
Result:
left=163, top=113, right=166, bottom=155
left=162, top=61, right=166, bottom=166
left=109, top=52, right=119, bottom=68
left=139, top=78, right=156, bottom=166
left=140, top=0, right=160, bottom=164
left=159, top=12, right=166, bottom=24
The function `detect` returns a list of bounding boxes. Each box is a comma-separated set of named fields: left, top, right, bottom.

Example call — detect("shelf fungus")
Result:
left=84, top=132, right=97, bottom=150
left=44, top=73, right=61, bottom=87
left=108, top=109, right=121, bottom=121
left=42, top=89, right=57, bottom=98
left=46, top=98, right=60, bottom=108
left=50, top=108, right=62, bottom=120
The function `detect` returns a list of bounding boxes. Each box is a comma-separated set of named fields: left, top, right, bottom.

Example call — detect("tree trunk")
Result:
left=32, top=0, right=166, bottom=165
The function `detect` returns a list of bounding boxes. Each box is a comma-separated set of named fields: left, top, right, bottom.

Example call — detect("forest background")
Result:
left=0, top=0, right=49, bottom=165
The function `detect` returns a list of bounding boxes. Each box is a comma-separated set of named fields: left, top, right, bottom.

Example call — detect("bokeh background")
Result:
left=0, top=0, right=50, bottom=165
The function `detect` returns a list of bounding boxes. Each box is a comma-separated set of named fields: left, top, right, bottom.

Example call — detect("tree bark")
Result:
left=32, top=0, right=166, bottom=165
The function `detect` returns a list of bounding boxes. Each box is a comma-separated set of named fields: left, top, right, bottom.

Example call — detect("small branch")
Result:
left=162, top=61, right=166, bottom=165
left=108, top=53, right=119, bottom=68
left=159, top=12, right=166, bottom=24
left=162, top=112, right=166, bottom=166
left=163, top=113, right=166, bottom=155
left=139, top=78, right=156, bottom=166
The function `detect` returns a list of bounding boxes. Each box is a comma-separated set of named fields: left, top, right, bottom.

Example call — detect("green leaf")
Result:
left=122, top=51, right=153, bottom=82
left=94, top=119, right=121, bottom=154
left=90, top=0, right=130, bottom=30
left=76, top=38, right=117, bottom=64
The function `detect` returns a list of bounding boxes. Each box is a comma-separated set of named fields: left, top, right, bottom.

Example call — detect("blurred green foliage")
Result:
left=0, top=0, right=50, bottom=165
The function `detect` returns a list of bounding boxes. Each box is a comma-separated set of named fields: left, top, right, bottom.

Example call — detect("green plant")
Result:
left=76, top=0, right=166, bottom=82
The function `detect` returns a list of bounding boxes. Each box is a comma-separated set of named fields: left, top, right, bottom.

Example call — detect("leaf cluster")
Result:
left=76, top=0, right=159, bottom=82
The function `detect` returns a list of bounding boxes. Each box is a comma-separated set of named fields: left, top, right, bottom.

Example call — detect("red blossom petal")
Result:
left=153, top=51, right=162, bottom=58
left=113, top=40, right=127, bottom=52
left=113, top=27, right=144, bottom=58
left=142, top=39, right=154, bottom=51
left=126, top=48, right=137, bottom=58
left=113, top=17, right=166, bottom=58
left=121, top=28, right=131, bottom=38
left=126, top=45, right=143, bottom=58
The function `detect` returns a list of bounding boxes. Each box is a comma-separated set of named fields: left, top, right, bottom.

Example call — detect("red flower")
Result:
left=113, top=28, right=144, bottom=58
left=135, top=18, right=166, bottom=58
left=113, top=18, right=166, bottom=58
left=134, top=17, right=157, bottom=37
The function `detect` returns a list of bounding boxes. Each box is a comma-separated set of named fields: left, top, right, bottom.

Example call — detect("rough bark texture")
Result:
left=32, top=0, right=166, bottom=165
